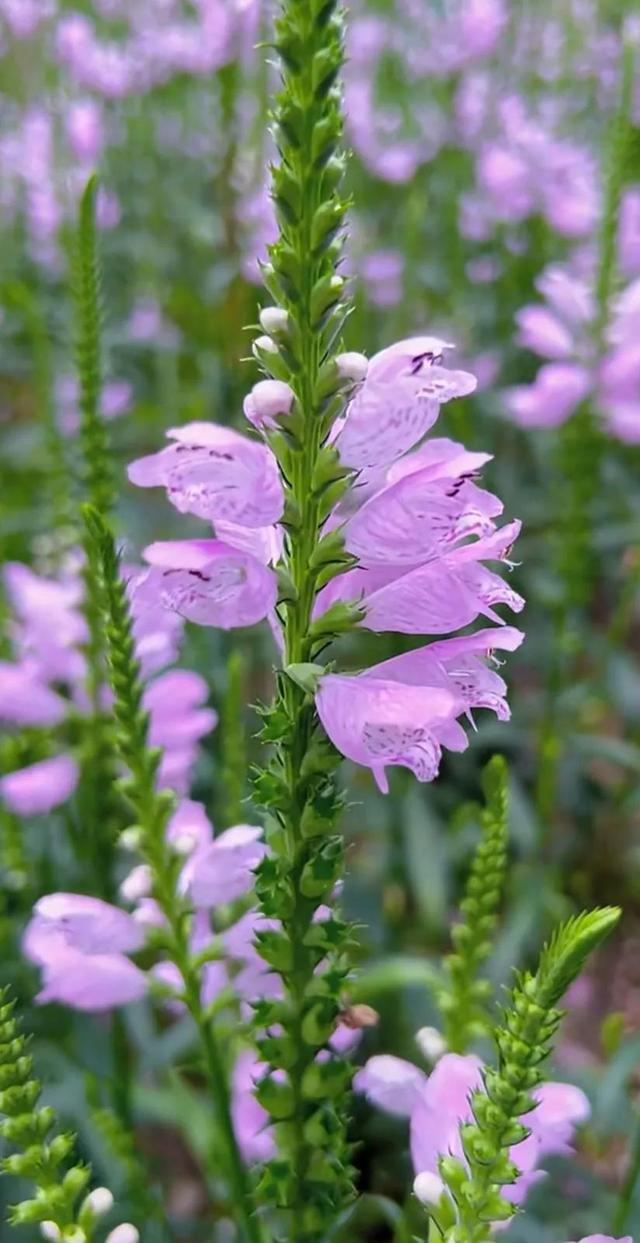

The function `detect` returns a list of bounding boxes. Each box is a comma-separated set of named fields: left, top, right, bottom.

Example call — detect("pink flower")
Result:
left=315, top=626, right=523, bottom=791
left=315, top=674, right=457, bottom=793
left=0, top=661, right=67, bottom=727
left=231, top=1050, right=275, bottom=1163
left=24, top=893, right=144, bottom=959
left=344, top=450, right=503, bottom=568
left=356, top=1052, right=590, bottom=1210
left=335, top=337, right=476, bottom=471
left=180, top=825, right=266, bottom=907
left=505, top=364, right=591, bottom=429
left=140, top=539, right=278, bottom=630
left=34, top=952, right=147, bottom=1011
left=567, top=1237, right=631, bottom=1243
left=356, top=522, right=524, bottom=634
left=65, top=99, right=104, bottom=164
left=128, top=422, right=284, bottom=528
left=166, top=798, right=214, bottom=855
left=0, top=755, right=79, bottom=816
left=23, top=892, right=147, bottom=1012
left=515, top=305, right=575, bottom=359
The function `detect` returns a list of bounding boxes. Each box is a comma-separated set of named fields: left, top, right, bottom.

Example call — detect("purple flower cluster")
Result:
left=129, top=334, right=523, bottom=792
left=505, top=265, right=640, bottom=443
left=0, top=554, right=215, bottom=815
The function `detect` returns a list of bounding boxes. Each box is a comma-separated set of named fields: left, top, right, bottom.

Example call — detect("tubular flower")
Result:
left=355, top=1052, right=590, bottom=1212
left=128, top=422, right=284, bottom=526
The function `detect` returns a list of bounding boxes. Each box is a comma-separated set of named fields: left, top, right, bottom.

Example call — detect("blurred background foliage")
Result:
left=1, top=0, right=640, bottom=1240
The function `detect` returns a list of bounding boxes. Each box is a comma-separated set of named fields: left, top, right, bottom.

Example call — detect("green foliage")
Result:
left=83, top=506, right=266, bottom=1243
left=436, top=756, right=509, bottom=1053
left=429, top=907, right=621, bottom=1243
left=0, top=988, right=97, bottom=1239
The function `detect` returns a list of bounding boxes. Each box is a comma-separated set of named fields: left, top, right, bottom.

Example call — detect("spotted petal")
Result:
left=142, top=539, right=277, bottom=630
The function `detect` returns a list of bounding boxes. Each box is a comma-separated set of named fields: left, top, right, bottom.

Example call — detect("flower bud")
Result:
left=119, top=864, right=152, bottom=902
left=105, top=1227, right=139, bottom=1243
left=132, top=898, right=165, bottom=927
left=415, top=1025, right=447, bottom=1062
left=413, top=1171, right=444, bottom=1206
left=259, top=306, right=289, bottom=336
left=82, top=1187, right=114, bottom=1216
left=40, top=1225, right=61, bottom=1242
left=119, top=827, right=142, bottom=851
left=335, top=351, right=368, bottom=382
left=63, top=1229, right=86, bottom=1243
left=244, top=379, right=295, bottom=430
left=253, top=334, right=278, bottom=355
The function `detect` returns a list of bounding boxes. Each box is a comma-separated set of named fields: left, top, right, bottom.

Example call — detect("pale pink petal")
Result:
left=515, top=305, right=574, bottom=359
left=36, top=951, right=147, bottom=1011
left=354, top=1055, right=429, bottom=1117
left=316, top=674, right=456, bottom=792
left=0, top=755, right=78, bottom=816
left=129, top=423, right=284, bottom=527
left=142, top=540, right=277, bottom=629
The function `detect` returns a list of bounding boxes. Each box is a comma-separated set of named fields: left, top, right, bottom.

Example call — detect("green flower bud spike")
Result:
left=436, top=756, right=509, bottom=1053
left=428, top=907, right=621, bottom=1243
left=0, top=988, right=100, bottom=1240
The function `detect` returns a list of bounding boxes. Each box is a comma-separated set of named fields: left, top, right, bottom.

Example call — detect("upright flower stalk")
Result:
left=83, top=507, right=265, bottom=1243
left=248, top=0, right=358, bottom=1233
left=73, top=176, right=121, bottom=893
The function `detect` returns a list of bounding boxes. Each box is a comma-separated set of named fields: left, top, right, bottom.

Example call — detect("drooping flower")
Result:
left=505, top=264, right=640, bottom=442
left=23, top=892, right=147, bottom=1011
left=0, top=662, right=68, bottom=727
left=335, top=337, right=477, bottom=471
left=566, top=1237, right=631, bottom=1243
left=180, top=825, right=267, bottom=907
left=350, top=523, right=524, bottom=636
left=315, top=676, right=458, bottom=793
left=128, top=422, right=284, bottom=527
left=140, top=540, right=278, bottom=629
left=0, top=755, right=79, bottom=816
left=315, top=627, right=523, bottom=791
left=24, top=892, right=145, bottom=958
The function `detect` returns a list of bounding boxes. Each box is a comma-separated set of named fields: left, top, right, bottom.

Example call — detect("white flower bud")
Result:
left=119, top=864, right=152, bottom=902
left=40, top=1224, right=61, bottom=1242
left=335, top=351, right=369, bottom=382
left=119, top=827, right=142, bottom=851
left=82, top=1187, right=114, bottom=1217
left=252, top=334, right=279, bottom=357
left=415, top=1026, right=447, bottom=1062
left=413, top=1171, right=444, bottom=1206
left=259, top=306, right=289, bottom=335
left=105, top=1226, right=140, bottom=1243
